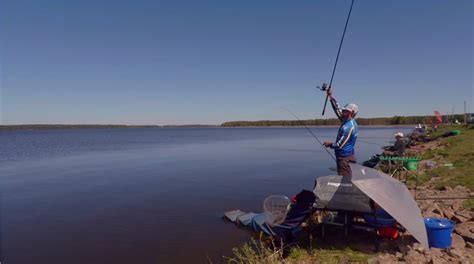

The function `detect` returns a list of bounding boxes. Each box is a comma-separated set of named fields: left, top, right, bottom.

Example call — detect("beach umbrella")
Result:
left=350, top=164, right=429, bottom=249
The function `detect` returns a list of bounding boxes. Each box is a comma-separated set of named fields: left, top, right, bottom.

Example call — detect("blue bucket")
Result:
left=424, top=218, right=455, bottom=248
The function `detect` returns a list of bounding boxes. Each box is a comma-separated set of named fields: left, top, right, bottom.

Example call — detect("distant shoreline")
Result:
left=2, top=113, right=461, bottom=131
left=0, top=124, right=415, bottom=131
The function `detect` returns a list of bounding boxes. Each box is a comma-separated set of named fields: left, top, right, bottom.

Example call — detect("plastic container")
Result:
left=424, top=218, right=455, bottom=248
left=452, top=130, right=461, bottom=135
left=364, top=209, right=396, bottom=227
left=404, top=157, right=421, bottom=171
left=405, top=160, right=418, bottom=171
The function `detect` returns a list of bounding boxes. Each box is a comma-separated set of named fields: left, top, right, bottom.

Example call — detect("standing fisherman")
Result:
left=323, top=88, right=359, bottom=176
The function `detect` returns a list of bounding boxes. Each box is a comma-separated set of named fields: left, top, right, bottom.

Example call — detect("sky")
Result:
left=0, top=0, right=472, bottom=125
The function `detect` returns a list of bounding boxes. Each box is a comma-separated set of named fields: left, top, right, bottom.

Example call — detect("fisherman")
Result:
left=383, top=132, right=406, bottom=157
left=323, top=88, right=359, bottom=176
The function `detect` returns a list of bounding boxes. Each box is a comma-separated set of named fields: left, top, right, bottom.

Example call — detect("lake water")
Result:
left=0, top=127, right=410, bottom=263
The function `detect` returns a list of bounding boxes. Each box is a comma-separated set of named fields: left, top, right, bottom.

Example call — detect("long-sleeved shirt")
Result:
left=330, top=97, right=344, bottom=122
left=329, top=97, right=358, bottom=157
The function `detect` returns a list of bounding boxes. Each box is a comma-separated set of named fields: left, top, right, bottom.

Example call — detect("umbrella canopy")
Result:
left=350, top=164, right=429, bottom=249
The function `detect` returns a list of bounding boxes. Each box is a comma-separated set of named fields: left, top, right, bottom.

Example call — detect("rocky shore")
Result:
left=227, top=126, right=474, bottom=263
left=368, top=185, right=473, bottom=263
left=368, top=127, right=474, bottom=264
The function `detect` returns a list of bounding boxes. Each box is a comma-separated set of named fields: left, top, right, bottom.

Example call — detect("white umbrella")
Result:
left=350, top=163, right=429, bottom=249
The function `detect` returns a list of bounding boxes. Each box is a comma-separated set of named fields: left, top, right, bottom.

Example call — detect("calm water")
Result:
left=0, top=127, right=410, bottom=264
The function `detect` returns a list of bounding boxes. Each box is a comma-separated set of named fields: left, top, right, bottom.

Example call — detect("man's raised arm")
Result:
left=327, top=87, right=343, bottom=122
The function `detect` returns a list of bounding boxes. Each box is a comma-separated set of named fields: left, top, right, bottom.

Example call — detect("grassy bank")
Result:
left=417, top=125, right=474, bottom=191
left=224, top=125, right=474, bottom=263
left=225, top=236, right=373, bottom=264
left=416, top=125, right=474, bottom=209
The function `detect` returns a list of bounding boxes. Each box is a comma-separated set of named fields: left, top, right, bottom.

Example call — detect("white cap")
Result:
left=342, top=103, right=359, bottom=115
left=394, top=132, right=404, bottom=137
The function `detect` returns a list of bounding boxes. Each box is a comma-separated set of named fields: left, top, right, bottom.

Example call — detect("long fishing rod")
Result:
left=357, top=139, right=384, bottom=147
left=284, top=108, right=336, bottom=162
left=321, top=0, right=355, bottom=116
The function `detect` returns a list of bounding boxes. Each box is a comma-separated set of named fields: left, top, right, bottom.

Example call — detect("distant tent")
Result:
left=434, top=111, right=443, bottom=124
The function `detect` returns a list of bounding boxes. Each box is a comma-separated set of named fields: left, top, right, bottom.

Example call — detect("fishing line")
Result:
left=357, top=139, right=385, bottom=147
left=358, top=136, right=394, bottom=139
left=283, top=108, right=336, bottom=162
left=321, top=0, right=356, bottom=116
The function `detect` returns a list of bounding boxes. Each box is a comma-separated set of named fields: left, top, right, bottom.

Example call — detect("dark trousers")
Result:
left=337, top=154, right=356, bottom=177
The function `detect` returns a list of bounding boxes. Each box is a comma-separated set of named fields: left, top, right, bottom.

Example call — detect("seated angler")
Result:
left=383, top=132, right=406, bottom=157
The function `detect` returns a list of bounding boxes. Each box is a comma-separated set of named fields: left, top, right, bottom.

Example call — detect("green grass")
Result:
left=420, top=125, right=474, bottom=190
left=406, top=173, right=430, bottom=188
left=463, top=199, right=474, bottom=209
left=288, top=248, right=370, bottom=263
left=225, top=237, right=284, bottom=264
left=224, top=229, right=376, bottom=264
left=226, top=239, right=371, bottom=264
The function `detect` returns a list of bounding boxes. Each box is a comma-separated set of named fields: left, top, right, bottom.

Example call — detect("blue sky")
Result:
left=1, top=0, right=472, bottom=125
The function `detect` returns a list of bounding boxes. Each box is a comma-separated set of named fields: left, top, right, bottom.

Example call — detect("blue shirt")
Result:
left=331, top=118, right=358, bottom=157
left=329, top=97, right=358, bottom=157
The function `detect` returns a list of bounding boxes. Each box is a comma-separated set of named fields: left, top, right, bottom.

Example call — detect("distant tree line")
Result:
left=1, top=114, right=466, bottom=131
left=221, top=115, right=467, bottom=127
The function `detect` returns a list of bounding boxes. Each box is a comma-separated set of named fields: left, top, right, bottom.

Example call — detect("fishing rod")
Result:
left=357, top=139, right=384, bottom=147
left=320, top=0, right=356, bottom=116
left=284, top=108, right=336, bottom=162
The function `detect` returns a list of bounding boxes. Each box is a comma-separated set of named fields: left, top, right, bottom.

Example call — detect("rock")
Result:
left=368, top=253, right=399, bottom=264
left=425, top=248, right=445, bottom=264
left=467, top=242, right=474, bottom=249
left=439, top=186, right=452, bottom=191
left=442, top=207, right=455, bottom=220
left=433, top=208, right=445, bottom=218
left=426, top=247, right=443, bottom=257
left=424, top=204, right=436, bottom=213
left=427, top=212, right=444, bottom=219
left=443, top=200, right=456, bottom=206
left=413, top=243, right=426, bottom=253
left=367, top=258, right=377, bottom=264
left=447, top=248, right=464, bottom=258
left=424, top=204, right=445, bottom=218
left=440, top=255, right=455, bottom=263
left=452, top=203, right=462, bottom=212
left=398, top=243, right=411, bottom=254
left=455, top=210, right=473, bottom=221
left=452, top=233, right=466, bottom=249
left=455, top=222, right=474, bottom=243
left=395, top=251, right=403, bottom=260
left=429, top=256, right=445, bottom=264
left=452, top=214, right=470, bottom=224
left=454, top=185, right=469, bottom=193
left=404, top=249, right=428, bottom=263
left=378, top=239, right=394, bottom=252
